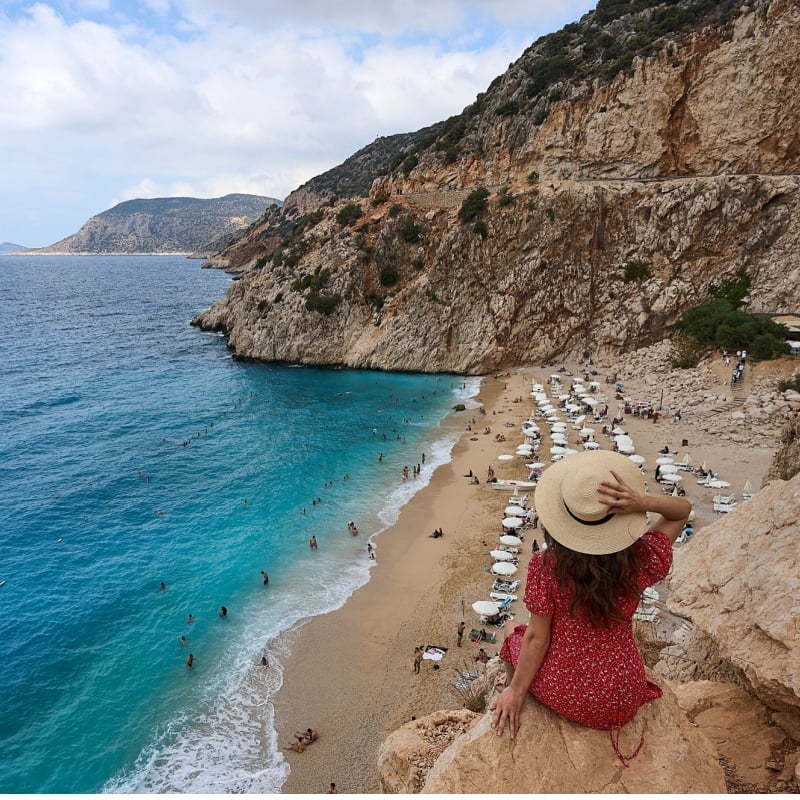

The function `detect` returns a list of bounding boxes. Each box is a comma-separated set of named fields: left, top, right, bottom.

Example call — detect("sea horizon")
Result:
left=0, top=254, right=480, bottom=793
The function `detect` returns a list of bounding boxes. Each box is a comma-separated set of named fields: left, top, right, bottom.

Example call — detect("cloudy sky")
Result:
left=0, top=1, right=596, bottom=247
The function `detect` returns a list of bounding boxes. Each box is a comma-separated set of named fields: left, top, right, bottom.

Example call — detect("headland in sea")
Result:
left=272, top=358, right=779, bottom=794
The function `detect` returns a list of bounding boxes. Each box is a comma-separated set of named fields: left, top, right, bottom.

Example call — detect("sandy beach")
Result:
left=272, top=362, right=777, bottom=794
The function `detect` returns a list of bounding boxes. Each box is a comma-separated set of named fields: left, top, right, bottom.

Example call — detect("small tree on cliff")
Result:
left=458, top=188, right=490, bottom=223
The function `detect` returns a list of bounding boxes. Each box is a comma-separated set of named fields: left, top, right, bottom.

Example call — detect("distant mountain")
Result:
left=0, top=242, right=26, bottom=253
left=26, top=194, right=281, bottom=256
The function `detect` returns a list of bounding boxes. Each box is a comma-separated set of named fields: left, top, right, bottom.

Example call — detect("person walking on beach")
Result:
left=490, top=450, right=690, bottom=765
left=457, top=620, right=465, bottom=647
left=413, top=647, right=423, bottom=673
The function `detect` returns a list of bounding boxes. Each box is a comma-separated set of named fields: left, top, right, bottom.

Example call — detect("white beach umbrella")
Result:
left=661, top=473, right=683, bottom=483
left=497, top=454, right=514, bottom=461
left=659, top=464, right=679, bottom=474
left=612, top=426, right=627, bottom=435
left=656, top=456, right=674, bottom=465
left=516, top=445, right=534, bottom=453
left=504, top=506, right=526, bottom=516
left=563, top=448, right=579, bottom=456
left=502, top=517, right=524, bottom=529
left=472, top=600, right=501, bottom=616
left=708, top=479, right=731, bottom=489
left=583, top=397, right=598, bottom=406
left=583, top=441, right=600, bottom=450
left=500, top=535, right=523, bottom=546
left=550, top=422, right=567, bottom=431
left=490, top=549, right=515, bottom=561
left=491, top=562, right=518, bottom=576
left=629, top=454, right=646, bottom=464
left=550, top=445, right=566, bottom=454
left=528, top=462, right=545, bottom=469
left=575, top=414, right=586, bottom=425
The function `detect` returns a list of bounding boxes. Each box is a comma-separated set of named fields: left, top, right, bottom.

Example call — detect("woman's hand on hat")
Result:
left=598, top=470, right=647, bottom=514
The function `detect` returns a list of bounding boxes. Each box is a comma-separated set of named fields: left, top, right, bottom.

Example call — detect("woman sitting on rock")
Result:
left=490, top=451, right=690, bottom=764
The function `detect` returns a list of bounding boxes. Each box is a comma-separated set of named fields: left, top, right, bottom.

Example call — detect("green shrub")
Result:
left=305, top=293, right=341, bottom=316
left=411, top=256, right=424, bottom=269
left=526, top=55, right=576, bottom=97
left=498, top=190, right=515, bottom=207
left=398, top=216, right=422, bottom=243
left=527, top=170, right=540, bottom=184
left=401, top=153, right=419, bottom=175
left=473, top=220, right=488, bottom=238
left=777, top=373, right=800, bottom=393
left=624, top=258, right=651, bottom=282
left=443, top=146, right=459, bottom=164
left=379, top=265, right=399, bottom=286
left=458, top=187, right=490, bottom=223
left=533, top=109, right=550, bottom=126
left=336, top=202, right=363, bottom=227
left=254, top=256, right=269, bottom=269
left=388, top=203, right=403, bottom=217
left=273, top=292, right=283, bottom=303
left=496, top=100, right=521, bottom=117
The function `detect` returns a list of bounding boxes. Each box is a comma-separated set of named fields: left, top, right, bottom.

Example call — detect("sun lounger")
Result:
left=490, top=591, right=518, bottom=602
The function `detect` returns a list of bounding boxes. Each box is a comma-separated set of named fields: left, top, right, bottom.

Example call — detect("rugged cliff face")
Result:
left=194, top=0, right=800, bottom=373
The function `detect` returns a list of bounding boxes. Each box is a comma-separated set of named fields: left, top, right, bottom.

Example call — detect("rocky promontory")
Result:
left=26, top=194, right=279, bottom=256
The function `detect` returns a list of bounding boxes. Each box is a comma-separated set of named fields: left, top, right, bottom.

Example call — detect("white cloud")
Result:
left=0, top=0, right=596, bottom=246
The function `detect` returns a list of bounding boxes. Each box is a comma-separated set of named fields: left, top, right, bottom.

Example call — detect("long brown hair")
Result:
left=542, top=527, right=644, bottom=627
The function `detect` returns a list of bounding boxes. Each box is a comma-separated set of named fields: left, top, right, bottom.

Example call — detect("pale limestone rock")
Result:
left=667, top=474, right=800, bottom=736
left=673, top=681, right=788, bottom=789
left=381, top=679, right=725, bottom=794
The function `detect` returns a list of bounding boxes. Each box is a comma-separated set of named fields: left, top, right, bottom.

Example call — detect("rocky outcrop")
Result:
left=378, top=677, right=726, bottom=793
left=194, top=0, right=800, bottom=373
left=765, top=413, right=800, bottom=483
left=665, top=473, right=800, bottom=739
left=26, top=194, right=278, bottom=255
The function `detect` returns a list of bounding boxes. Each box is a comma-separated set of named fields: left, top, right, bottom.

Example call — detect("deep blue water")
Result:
left=0, top=255, right=478, bottom=793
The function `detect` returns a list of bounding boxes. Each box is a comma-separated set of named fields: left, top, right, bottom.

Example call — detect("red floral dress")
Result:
left=499, top=531, right=673, bottom=731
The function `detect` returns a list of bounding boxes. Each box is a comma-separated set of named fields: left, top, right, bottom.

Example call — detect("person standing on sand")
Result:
left=413, top=647, right=423, bottom=673
left=490, top=450, right=690, bottom=765
left=457, top=621, right=465, bottom=647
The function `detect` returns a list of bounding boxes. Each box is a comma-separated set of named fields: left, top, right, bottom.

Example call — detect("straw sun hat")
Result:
left=535, top=450, right=647, bottom=555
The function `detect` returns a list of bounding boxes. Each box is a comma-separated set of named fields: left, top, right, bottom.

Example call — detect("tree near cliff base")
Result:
left=672, top=303, right=788, bottom=366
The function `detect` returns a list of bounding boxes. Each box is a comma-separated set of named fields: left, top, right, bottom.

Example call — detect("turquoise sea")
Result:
left=0, top=255, right=479, bottom=793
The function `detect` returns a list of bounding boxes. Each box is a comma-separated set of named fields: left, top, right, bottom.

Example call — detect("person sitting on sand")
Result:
left=296, top=727, right=318, bottom=744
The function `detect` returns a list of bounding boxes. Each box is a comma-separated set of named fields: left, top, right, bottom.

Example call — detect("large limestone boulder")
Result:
left=378, top=678, right=725, bottom=793
left=667, top=474, right=800, bottom=738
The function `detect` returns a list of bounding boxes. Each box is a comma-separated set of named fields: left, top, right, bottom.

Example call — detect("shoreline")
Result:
left=272, top=364, right=778, bottom=794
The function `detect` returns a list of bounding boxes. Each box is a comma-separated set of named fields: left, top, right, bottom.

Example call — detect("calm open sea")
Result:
left=0, top=255, right=479, bottom=793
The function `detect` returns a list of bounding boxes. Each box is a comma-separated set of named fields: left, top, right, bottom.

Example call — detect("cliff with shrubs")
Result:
left=194, top=0, right=800, bottom=374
